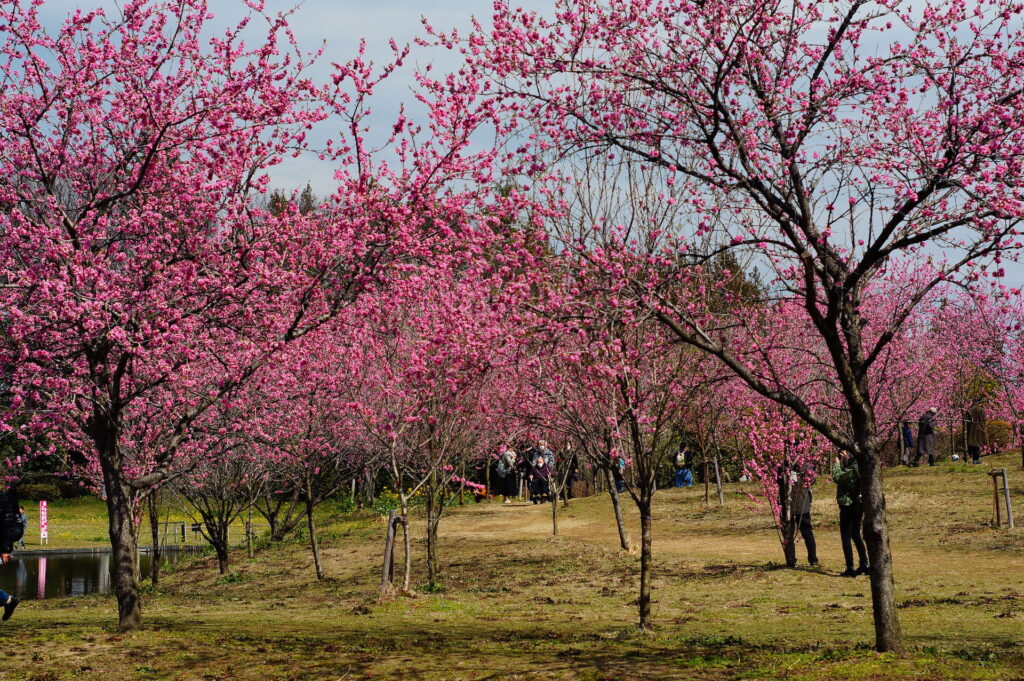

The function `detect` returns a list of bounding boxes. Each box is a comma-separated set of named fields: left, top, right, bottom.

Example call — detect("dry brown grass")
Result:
left=3, top=453, right=1023, bottom=680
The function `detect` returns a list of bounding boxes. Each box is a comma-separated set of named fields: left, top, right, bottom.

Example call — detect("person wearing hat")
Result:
left=912, top=407, right=938, bottom=466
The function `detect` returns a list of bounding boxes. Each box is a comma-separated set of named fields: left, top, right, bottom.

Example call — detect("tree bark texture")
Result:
left=638, top=508, right=653, bottom=630
left=604, top=468, right=631, bottom=552
left=104, top=478, right=142, bottom=631
left=147, top=490, right=161, bottom=586
left=859, top=450, right=903, bottom=652
left=306, top=497, right=324, bottom=580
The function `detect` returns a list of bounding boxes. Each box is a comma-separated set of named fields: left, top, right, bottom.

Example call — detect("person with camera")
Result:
left=831, top=451, right=869, bottom=578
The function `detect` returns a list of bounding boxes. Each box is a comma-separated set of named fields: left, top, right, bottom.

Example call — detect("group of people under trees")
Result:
left=901, top=397, right=989, bottom=467
left=493, top=440, right=579, bottom=505
left=776, top=449, right=872, bottom=578
left=782, top=396, right=997, bottom=579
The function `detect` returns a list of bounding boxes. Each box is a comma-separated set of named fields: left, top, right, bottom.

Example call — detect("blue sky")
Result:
left=34, top=1, right=1024, bottom=285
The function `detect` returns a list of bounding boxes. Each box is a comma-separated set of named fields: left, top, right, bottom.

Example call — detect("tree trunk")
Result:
left=859, top=450, right=903, bottom=652
left=550, top=489, right=558, bottom=536
left=215, top=539, right=230, bottom=575
left=246, top=505, right=254, bottom=559
left=265, top=509, right=280, bottom=541
left=105, top=479, right=142, bottom=631
left=638, top=505, right=653, bottom=630
left=778, top=472, right=797, bottom=568
left=91, top=409, right=144, bottom=631
left=425, top=482, right=439, bottom=588
left=401, top=508, right=411, bottom=591
left=703, top=449, right=710, bottom=504
left=781, top=531, right=798, bottom=568
left=202, top=519, right=231, bottom=575
left=428, top=517, right=439, bottom=586
left=147, top=490, right=161, bottom=586
left=306, top=496, right=324, bottom=580
left=255, top=494, right=307, bottom=542
left=713, top=450, right=724, bottom=508
left=364, top=468, right=376, bottom=507
left=604, top=468, right=630, bottom=552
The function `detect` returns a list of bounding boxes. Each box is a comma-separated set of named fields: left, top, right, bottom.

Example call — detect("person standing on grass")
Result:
left=913, top=407, right=938, bottom=466
left=515, top=442, right=531, bottom=500
left=900, top=421, right=914, bottom=465
left=529, top=450, right=552, bottom=504
left=788, top=466, right=818, bottom=567
left=0, top=491, right=22, bottom=620
left=673, top=446, right=694, bottom=488
left=832, top=452, right=869, bottom=578
left=15, top=507, right=27, bottom=550
left=497, top=445, right=519, bottom=504
left=964, top=398, right=988, bottom=465
left=562, top=448, right=579, bottom=500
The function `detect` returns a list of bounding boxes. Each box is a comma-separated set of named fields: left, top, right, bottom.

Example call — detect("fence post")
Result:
left=989, top=468, right=1014, bottom=529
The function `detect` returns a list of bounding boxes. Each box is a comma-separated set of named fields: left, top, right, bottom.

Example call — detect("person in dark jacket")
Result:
left=913, top=407, right=938, bottom=466
left=496, top=446, right=519, bottom=503
left=964, top=399, right=987, bottom=465
left=529, top=452, right=551, bottom=504
left=562, top=449, right=579, bottom=501
left=900, top=422, right=914, bottom=465
left=832, top=453, right=868, bottom=577
left=0, top=491, right=22, bottom=620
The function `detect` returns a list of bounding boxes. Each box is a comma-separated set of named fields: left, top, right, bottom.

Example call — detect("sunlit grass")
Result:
left=3, top=452, right=1022, bottom=680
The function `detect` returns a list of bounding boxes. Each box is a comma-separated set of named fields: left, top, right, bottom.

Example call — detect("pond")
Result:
left=0, top=548, right=201, bottom=600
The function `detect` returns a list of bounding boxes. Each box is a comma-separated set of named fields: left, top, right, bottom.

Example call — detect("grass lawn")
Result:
left=19, top=497, right=258, bottom=550
left=2, top=453, right=1022, bottom=680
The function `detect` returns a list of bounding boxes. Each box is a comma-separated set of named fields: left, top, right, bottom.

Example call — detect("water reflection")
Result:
left=0, top=550, right=196, bottom=600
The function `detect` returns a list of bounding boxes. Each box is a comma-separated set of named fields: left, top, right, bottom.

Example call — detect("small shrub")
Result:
left=987, top=420, right=1013, bottom=452
left=372, top=488, right=426, bottom=515
left=333, top=493, right=358, bottom=514
left=417, top=582, right=445, bottom=594
left=214, top=571, right=249, bottom=585
left=16, top=482, right=62, bottom=501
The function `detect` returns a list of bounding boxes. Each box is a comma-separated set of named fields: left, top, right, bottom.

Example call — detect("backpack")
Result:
left=496, top=457, right=509, bottom=476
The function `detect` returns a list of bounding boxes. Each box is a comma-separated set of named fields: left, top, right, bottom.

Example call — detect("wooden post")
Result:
left=989, top=468, right=1014, bottom=529
left=380, top=510, right=398, bottom=596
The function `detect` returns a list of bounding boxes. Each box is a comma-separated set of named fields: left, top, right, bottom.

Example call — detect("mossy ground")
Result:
left=3, top=453, right=1023, bottom=680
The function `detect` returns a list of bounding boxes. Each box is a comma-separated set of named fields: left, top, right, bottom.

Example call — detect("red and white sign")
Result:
left=39, top=500, right=48, bottom=543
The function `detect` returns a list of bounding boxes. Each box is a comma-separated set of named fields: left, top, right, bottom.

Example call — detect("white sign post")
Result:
left=39, top=500, right=48, bottom=545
